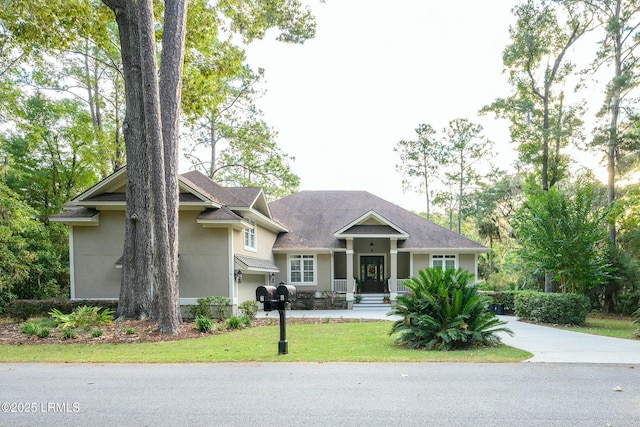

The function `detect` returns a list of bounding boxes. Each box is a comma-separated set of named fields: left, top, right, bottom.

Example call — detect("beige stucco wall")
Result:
left=397, top=252, right=411, bottom=278
left=237, top=272, right=270, bottom=305
left=233, top=223, right=278, bottom=260
left=459, top=253, right=477, bottom=278
left=72, top=209, right=233, bottom=300
left=178, top=211, right=231, bottom=298
left=411, top=254, right=431, bottom=276
left=72, top=211, right=125, bottom=299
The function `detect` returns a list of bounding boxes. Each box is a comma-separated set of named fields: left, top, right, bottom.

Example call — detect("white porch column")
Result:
left=346, top=238, right=354, bottom=296
left=390, top=239, right=398, bottom=302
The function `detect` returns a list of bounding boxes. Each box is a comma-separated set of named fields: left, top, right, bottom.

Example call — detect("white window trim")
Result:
left=288, top=254, right=317, bottom=286
left=431, top=254, right=457, bottom=270
left=244, top=218, right=257, bottom=252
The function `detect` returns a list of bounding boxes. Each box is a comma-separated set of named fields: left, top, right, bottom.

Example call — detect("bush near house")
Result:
left=187, top=296, right=231, bottom=321
left=514, top=291, right=590, bottom=325
left=389, top=268, right=513, bottom=351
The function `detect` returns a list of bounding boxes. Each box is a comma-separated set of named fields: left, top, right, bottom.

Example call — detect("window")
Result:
left=244, top=219, right=256, bottom=251
left=432, top=254, right=456, bottom=270
left=289, top=254, right=315, bottom=284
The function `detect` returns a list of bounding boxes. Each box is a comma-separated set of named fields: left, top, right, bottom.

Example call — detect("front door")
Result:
left=360, top=256, right=385, bottom=293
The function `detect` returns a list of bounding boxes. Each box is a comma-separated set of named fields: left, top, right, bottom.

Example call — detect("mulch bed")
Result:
left=0, top=317, right=380, bottom=346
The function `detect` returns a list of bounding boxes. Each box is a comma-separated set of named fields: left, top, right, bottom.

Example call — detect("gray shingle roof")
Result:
left=235, top=255, right=279, bottom=272
left=180, top=170, right=261, bottom=207
left=269, top=191, right=487, bottom=252
left=49, top=207, right=99, bottom=220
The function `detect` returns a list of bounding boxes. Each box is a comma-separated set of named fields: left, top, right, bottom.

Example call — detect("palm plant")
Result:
left=389, top=268, right=513, bottom=351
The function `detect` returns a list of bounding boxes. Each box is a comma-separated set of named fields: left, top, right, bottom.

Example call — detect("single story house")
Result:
left=50, top=167, right=488, bottom=311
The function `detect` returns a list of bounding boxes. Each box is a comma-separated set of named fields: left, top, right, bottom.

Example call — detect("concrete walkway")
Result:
left=258, top=308, right=640, bottom=364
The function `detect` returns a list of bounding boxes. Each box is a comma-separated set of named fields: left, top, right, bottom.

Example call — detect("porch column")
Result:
left=390, top=239, right=398, bottom=302
left=346, top=239, right=355, bottom=306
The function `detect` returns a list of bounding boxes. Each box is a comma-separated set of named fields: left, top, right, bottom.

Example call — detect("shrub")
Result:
left=188, top=296, right=231, bottom=321
left=500, top=290, right=519, bottom=314
left=6, top=299, right=118, bottom=320
left=514, top=291, right=590, bottom=325
left=239, top=315, right=252, bottom=327
left=61, top=328, right=76, bottom=340
left=124, top=327, right=136, bottom=335
left=227, top=316, right=243, bottom=329
left=50, top=305, right=114, bottom=331
left=0, top=291, right=16, bottom=316
left=238, top=300, right=259, bottom=320
left=389, top=268, right=513, bottom=351
left=37, top=327, right=51, bottom=338
left=195, top=315, right=213, bottom=333
left=91, top=329, right=103, bottom=338
left=21, top=322, right=40, bottom=336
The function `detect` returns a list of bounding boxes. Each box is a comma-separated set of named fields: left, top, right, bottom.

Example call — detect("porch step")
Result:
left=353, top=293, right=392, bottom=310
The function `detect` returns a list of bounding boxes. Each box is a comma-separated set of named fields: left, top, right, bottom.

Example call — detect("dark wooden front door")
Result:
left=360, top=256, right=384, bottom=293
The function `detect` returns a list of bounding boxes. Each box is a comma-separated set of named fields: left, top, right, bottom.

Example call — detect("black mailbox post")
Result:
left=256, top=282, right=296, bottom=354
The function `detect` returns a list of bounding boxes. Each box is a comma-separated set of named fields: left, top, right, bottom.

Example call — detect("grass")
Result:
left=0, top=321, right=532, bottom=363
left=557, top=315, right=639, bottom=340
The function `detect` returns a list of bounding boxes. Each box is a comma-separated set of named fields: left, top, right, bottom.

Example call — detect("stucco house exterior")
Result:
left=50, top=167, right=488, bottom=311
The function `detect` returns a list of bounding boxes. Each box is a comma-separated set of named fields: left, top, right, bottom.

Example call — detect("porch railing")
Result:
left=333, top=279, right=350, bottom=293
left=397, top=279, right=410, bottom=294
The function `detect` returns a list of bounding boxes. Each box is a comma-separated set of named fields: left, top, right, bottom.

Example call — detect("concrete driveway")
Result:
left=262, top=309, right=640, bottom=364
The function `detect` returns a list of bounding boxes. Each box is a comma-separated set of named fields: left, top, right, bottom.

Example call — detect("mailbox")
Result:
left=276, top=284, right=297, bottom=302
left=256, top=285, right=276, bottom=303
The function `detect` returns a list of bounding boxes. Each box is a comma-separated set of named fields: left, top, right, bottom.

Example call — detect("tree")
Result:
left=466, top=171, right=524, bottom=278
left=513, top=183, right=611, bottom=294
left=184, top=66, right=300, bottom=199
left=578, top=0, right=640, bottom=244
left=100, top=0, right=316, bottom=332
left=483, top=0, right=588, bottom=190
left=1, top=92, right=101, bottom=221
left=0, top=181, right=68, bottom=301
left=438, top=118, right=493, bottom=234
left=394, top=123, right=444, bottom=220
left=98, top=0, right=186, bottom=333
left=216, top=119, right=300, bottom=200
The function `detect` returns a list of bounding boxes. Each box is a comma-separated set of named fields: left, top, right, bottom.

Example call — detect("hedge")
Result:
left=514, top=291, right=590, bottom=325
left=5, top=299, right=119, bottom=320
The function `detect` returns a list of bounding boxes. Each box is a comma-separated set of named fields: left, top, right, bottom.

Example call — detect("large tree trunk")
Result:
left=104, top=0, right=186, bottom=333
left=104, top=0, right=154, bottom=320
left=158, top=0, right=187, bottom=333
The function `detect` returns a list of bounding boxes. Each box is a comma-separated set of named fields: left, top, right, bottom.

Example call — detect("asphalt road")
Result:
left=1, top=362, right=639, bottom=426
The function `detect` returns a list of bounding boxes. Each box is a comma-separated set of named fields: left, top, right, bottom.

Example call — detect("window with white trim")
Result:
left=289, top=254, right=315, bottom=284
left=244, top=219, right=256, bottom=251
left=432, top=254, right=456, bottom=270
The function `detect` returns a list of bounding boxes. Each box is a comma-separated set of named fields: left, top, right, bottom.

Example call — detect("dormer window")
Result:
left=244, top=218, right=257, bottom=251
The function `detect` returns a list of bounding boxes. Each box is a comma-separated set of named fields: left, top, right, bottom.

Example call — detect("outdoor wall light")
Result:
left=234, top=269, right=243, bottom=283
left=370, top=241, right=374, bottom=252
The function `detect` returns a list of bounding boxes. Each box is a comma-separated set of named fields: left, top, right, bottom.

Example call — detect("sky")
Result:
left=241, top=1, right=595, bottom=212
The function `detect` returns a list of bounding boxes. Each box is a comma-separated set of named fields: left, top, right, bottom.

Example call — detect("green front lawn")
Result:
left=0, top=321, right=532, bottom=363
left=557, top=315, right=639, bottom=340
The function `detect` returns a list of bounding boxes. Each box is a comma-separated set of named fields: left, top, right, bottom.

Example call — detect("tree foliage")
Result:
left=394, top=123, right=444, bottom=220
left=0, top=181, right=68, bottom=301
left=513, top=182, right=611, bottom=293
left=1, top=92, right=101, bottom=220
left=482, top=0, right=588, bottom=191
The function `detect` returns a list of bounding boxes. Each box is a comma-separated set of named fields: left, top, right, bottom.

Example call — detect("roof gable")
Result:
left=269, top=190, right=487, bottom=252
left=334, top=210, right=409, bottom=238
